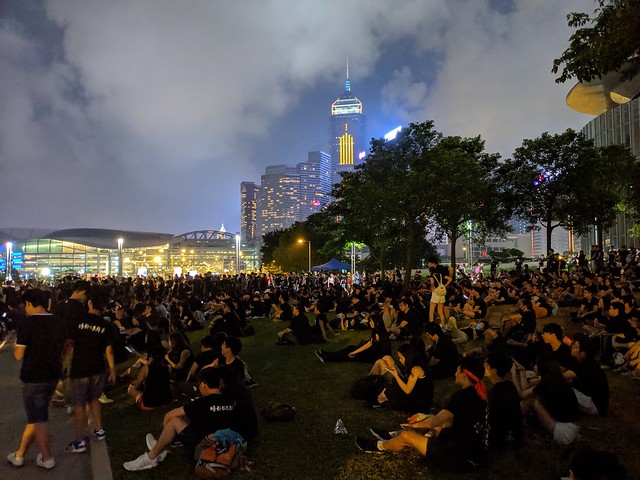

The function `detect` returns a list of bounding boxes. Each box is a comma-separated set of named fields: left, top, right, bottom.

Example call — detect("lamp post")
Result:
left=235, top=233, right=241, bottom=275
left=297, top=239, right=311, bottom=272
left=117, top=238, right=124, bottom=278
left=5, top=242, right=12, bottom=282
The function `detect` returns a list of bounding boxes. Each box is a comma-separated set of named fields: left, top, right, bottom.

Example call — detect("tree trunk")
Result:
left=449, top=236, right=457, bottom=281
left=404, top=223, right=416, bottom=291
left=545, top=219, right=554, bottom=256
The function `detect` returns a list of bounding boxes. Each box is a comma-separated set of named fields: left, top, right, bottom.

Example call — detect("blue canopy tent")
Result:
left=311, top=258, right=352, bottom=271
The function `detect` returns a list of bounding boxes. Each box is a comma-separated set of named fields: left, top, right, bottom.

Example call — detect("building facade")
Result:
left=256, top=165, right=301, bottom=238
left=566, top=70, right=640, bottom=250
left=240, top=181, right=258, bottom=242
left=330, top=75, right=366, bottom=184
left=0, top=228, right=259, bottom=279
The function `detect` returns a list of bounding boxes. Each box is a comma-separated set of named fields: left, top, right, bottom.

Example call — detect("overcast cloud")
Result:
left=0, top=0, right=592, bottom=234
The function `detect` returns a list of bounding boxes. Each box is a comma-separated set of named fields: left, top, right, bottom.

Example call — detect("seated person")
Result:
left=310, top=302, right=335, bottom=341
left=513, top=353, right=579, bottom=445
left=356, top=357, right=489, bottom=469
left=565, top=333, right=609, bottom=416
left=369, top=343, right=433, bottom=413
left=459, top=288, right=487, bottom=320
left=127, top=346, right=173, bottom=410
left=276, top=304, right=322, bottom=345
left=541, top=323, right=575, bottom=371
left=204, top=335, right=254, bottom=387
left=424, top=322, right=459, bottom=379
left=484, top=351, right=523, bottom=450
left=164, top=332, right=194, bottom=382
left=316, top=314, right=390, bottom=363
left=272, top=293, right=293, bottom=322
left=388, top=298, right=421, bottom=339
left=123, top=368, right=241, bottom=471
left=565, top=448, right=627, bottom=480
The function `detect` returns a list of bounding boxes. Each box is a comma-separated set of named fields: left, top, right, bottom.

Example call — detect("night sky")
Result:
left=0, top=0, right=593, bottom=235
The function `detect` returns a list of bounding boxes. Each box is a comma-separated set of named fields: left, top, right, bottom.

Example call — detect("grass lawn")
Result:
left=104, top=310, right=640, bottom=480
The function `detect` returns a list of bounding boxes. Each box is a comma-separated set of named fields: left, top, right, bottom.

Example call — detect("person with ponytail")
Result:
left=356, top=356, right=489, bottom=470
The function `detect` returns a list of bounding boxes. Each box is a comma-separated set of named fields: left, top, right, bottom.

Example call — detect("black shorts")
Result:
left=178, top=425, right=202, bottom=459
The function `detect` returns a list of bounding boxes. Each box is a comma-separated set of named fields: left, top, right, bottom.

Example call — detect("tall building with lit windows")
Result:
left=299, top=150, right=331, bottom=220
left=565, top=65, right=640, bottom=249
left=256, top=165, right=300, bottom=238
left=330, top=71, right=366, bottom=184
left=240, top=181, right=258, bottom=242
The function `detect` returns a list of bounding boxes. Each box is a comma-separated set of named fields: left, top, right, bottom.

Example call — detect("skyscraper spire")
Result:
left=345, top=58, right=350, bottom=92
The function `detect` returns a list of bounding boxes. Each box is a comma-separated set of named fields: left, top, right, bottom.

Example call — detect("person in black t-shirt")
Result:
left=356, top=357, right=488, bottom=468
left=542, top=323, right=575, bottom=371
left=8, top=289, right=65, bottom=470
left=425, top=323, right=460, bottom=379
left=124, top=367, right=238, bottom=471
left=66, top=292, right=116, bottom=452
left=566, top=333, right=609, bottom=416
left=484, top=351, right=523, bottom=450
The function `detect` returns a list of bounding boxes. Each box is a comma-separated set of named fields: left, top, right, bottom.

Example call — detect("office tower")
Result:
left=240, top=181, right=258, bottom=242
left=298, top=150, right=332, bottom=221
left=256, top=165, right=300, bottom=238
left=566, top=65, right=640, bottom=249
left=330, top=67, right=366, bottom=184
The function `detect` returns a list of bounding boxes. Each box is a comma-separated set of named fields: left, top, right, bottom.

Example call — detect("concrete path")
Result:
left=0, top=345, right=112, bottom=480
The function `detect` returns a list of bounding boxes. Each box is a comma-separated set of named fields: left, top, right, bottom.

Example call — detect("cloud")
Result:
left=380, top=0, right=593, bottom=157
left=0, top=0, right=596, bottom=233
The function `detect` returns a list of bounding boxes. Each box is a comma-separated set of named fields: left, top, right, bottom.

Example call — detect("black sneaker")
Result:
left=355, top=436, right=383, bottom=454
left=314, top=350, right=325, bottom=363
left=364, top=401, right=384, bottom=410
left=275, top=340, right=291, bottom=346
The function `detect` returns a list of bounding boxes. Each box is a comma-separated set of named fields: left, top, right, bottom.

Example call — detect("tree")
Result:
left=331, top=121, right=442, bottom=288
left=552, top=0, right=640, bottom=83
left=426, top=135, right=511, bottom=273
left=498, top=130, right=635, bottom=252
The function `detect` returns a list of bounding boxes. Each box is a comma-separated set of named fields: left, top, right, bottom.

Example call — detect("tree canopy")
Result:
left=552, top=0, right=640, bottom=83
left=498, top=129, right=636, bottom=251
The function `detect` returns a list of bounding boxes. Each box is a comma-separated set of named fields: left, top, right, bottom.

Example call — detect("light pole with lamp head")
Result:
left=297, top=239, right=311, bottom=273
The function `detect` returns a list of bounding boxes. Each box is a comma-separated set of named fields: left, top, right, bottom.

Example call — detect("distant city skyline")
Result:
left=1, top=0, right=593, bottom=234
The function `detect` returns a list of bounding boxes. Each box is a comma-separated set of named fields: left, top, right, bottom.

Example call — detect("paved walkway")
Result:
left=0, top=347, right=113, bottom=480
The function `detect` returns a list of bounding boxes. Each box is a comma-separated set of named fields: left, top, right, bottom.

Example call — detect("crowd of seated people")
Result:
left=2, top=248, right=639, bottom=475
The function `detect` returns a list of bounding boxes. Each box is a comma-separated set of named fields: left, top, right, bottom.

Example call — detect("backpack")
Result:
left=194, top=431, right=244, bottom=479
left=260, top=402, right=297, bottom=422
left=349, top=375, right=384, bottom=401
left=434, top=274, right=447, bottom=297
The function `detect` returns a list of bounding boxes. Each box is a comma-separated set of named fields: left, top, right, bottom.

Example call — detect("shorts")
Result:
left=430, top=292, right=446, bottom=305
left=22, top=381, right=57, bottom=424
left=178, top=425, right=202, bottom=458
left=70, top=374, right=105, bottom=406
left=553, top=422, right=578, bottom=445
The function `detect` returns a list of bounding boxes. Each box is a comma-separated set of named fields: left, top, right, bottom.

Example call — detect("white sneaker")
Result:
left=123, top=452, right=158, bottom=471
left=145, top=433, right=157, bottom=451
left=6, top=452, right=24, bottom=467
left=145, top=434, right=167, bottom=462
left=36, top=453, right=55, bottom=470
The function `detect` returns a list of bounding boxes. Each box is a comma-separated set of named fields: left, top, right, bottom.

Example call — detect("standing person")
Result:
left=7, top=289, right=65, bottom=470
left=53, top=280, right=90, bottom=404
left=65, top=291, right=116, bottom=453
left=427, top=257, right=453, bottom=327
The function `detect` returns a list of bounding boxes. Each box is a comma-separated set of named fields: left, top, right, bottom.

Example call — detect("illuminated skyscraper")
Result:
left=330, top=67, right=366, bottom=184
left=256, top=165, right=300, bottom=238
left=299, top=150, right=331, bottom=220
left=240, top=181, right=258, bottom=242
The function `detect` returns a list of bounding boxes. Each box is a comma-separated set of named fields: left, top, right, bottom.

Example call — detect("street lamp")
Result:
left=117, top=238, right=124, bottom=277
left=297, top=239, right=311, bottom=272
left=235, top=233, right=241, bottom=275
left=5, top=242, right=13, bottom=281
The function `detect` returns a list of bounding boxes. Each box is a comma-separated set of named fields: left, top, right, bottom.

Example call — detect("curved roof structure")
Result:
left=566, top=67, right=640, bottom=115
left=0, top=228, right=175, bottom=249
